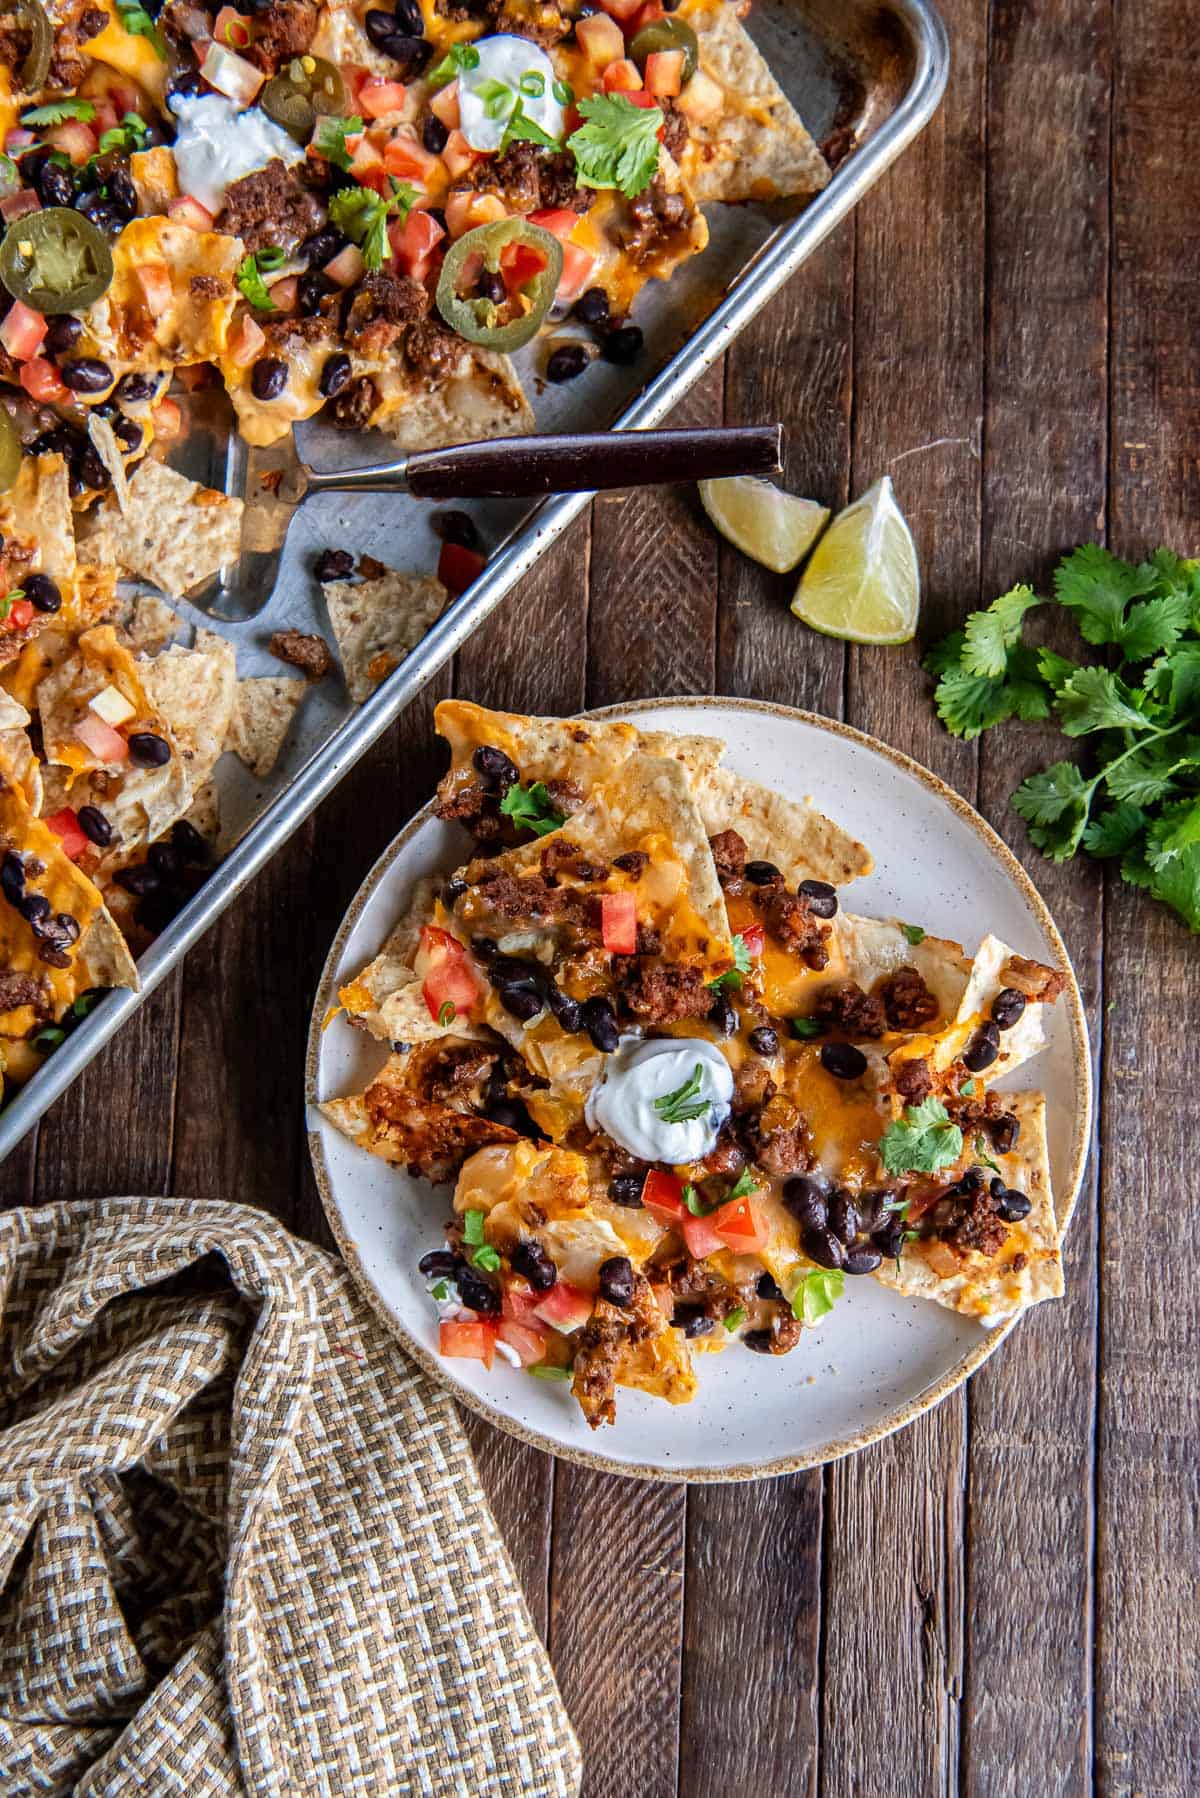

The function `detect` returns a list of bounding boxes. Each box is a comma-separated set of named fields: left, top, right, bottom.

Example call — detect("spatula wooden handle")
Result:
left=403, top=425, right=784, bottom=499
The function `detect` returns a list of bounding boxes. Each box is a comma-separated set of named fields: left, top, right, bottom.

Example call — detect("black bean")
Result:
left=598, top=1255, right=634, bottom=1307
left=128, top=732, right=171, bottom=767
left=783, top=1175, right=828, bottom=1229
left=547, top=986, right=583, bottom=1033
left=114, top=863, right=160, bottom=896
left=22, top=573, right=61, bottom=614
left=511, top=1238, right=558, bottom=1291
left=457, top=1266, right=501, bottom=1314
left=674, top=1304, right=714, bottom=1338
left=116, top=372, right=157, bottom=403
left=165, top=65, right=205, bottom=103
left=844, top=1247, right=883, bottom=1275
left=72, top=445, right=110, bottom=495
left=747, top=1024, right=779, bottom=1057
left=418, top=1248, right=460, bottom=1280
left=827, top=1190, right=859, bottom=1245
left=573, top=286, right=609, bottom=329
left=315, top=547, right=355, bottom=583
left=432, top=509, right=480, bottom=550
left=171, top=819, right=209, bottom=864
left=798, top=878, right=839, bottom=918
left=997, top=1188, right=1032, bottom=1222
left=742, top=1328, right=775, bottom=1354
left=581, top=995, right=620, bottom=1053
left=962, top=1020, right=1001, bottom=1072
left=111, top=414, right=143, bottom=451
left=1, top=852, right=25, bottom=903
left=708, top=990, right=737, bottom=1037
left=19, top=893, right=49, bottom=923
left=74, top=192, right=126, bottom=234
left=420, top=111, right=449, bottom=154
left=872, top=1218, right=905, bottom=1259
left=744, top=859, right=780, bottom=885
left=471, top=936, right=498, bottom=961
left=803, top=1224, right=846, bottom=1270
left=608, top=1171, right=645, bottom=1208
left=30, top=423, right=81, bottom=457
left=443, top=876, right=467, bottom=908
left=76, top=805, right=112, bottom=847
left=106, top=168, right=138, bottom=222
left=500, top=981, right=544, bottom=1022
left=38, top=942, right=72, bottom=968
left=756, top=1271, right=785, bottom=1302
left=990, top=1176, right=1007, bottom=1198
left=36, top=159, right=76, bottom=209
left=377, top=32, right=432, bottom=71
left=473, top=743, right=519, bottom=788
left=391, top=0, right=424, bottom=30
left=54, top=911, right=80, bottom=944
left=364, top=5, right=398, bottom=41
left=988, top=1111, right=1020, bottom=1155
left=43, top=315, right=83, bottom=358
left=485, top=1098, right=538, bottom=1137
left=602, top=324, right=643, bottom=365
left=148, top=841, right=182, bottom=880
left=820, top=1040, right=868, bottom=1080
left=547, top=342, right=590, bottom=383
left=301, top=226, right=345, bottom=267
left=319, top=351, right=352, bottom=399
left=991, top=987, right=1027, bottom=1031
left=475, top=268, right=507, bottom=304
left=855, top=1189, right=893, bottom=1234
left=250, top=357, right=288, bottom=402
left=59, top=357, right=113, bottom=394
left=296, top=270, right=333, bottom=318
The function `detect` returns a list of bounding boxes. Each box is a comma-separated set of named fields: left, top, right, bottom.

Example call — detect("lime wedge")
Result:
left=699, top=476, right=831, bottom=574
left=790, top=475, right=920, bottom=645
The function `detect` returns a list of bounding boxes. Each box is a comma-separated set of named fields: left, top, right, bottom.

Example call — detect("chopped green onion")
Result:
left=472, top=1244, right=501, bottom=1272
left=530, top=1363, right=572, bottom=1381
left=438, top=999, right=456, bottom=1026
left=463, top=1209, right=486, bottom=1246
left=723, top=1306, right=746, bottom=1332
left=790, top=1017, right=824, bottom=1039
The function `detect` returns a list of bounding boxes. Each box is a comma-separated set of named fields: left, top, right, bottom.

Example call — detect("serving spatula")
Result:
left=200, top=423, right=784, bottom=620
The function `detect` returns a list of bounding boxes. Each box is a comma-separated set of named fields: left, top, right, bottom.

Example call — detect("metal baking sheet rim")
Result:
left=0, top=0, right=949, bottom=1161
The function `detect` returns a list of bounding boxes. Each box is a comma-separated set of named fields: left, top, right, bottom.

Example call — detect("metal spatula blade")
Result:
left=195, top=424, right=784, bottom=621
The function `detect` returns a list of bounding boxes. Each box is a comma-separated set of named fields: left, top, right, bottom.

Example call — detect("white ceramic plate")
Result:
left=306, top=699, right=1091, bottom=1482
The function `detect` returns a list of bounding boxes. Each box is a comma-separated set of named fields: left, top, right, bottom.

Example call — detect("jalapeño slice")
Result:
left=18, top=0, right=54, bottom=95
left=0, top=408, right=21, bottom=494
left=628, top=17, right=699, bottom=82
left=0, top=208, right=114, bottom=314
left=436, top=218, right=563, bottom=353
left=261, top=55, right=348, bottom=142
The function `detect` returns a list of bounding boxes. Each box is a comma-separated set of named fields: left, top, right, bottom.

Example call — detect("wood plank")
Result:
left=963, top=0, right=1110, bottom=1789
left=822, top=0, right=988, bottom=1786
left=1096, top=0, right=1200, bottom=1789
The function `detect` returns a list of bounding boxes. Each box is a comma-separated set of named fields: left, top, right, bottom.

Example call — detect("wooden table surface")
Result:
left=4, top=0, right=1197, bottom=1790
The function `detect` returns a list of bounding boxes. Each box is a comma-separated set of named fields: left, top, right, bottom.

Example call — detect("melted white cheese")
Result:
left=169, top=94, right=305, bottom=215
left=585, top=1035, right=733, bottom=1164
left=457, top=35, right=566, bottom=155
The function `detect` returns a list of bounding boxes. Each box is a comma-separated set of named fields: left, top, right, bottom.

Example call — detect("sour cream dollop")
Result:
left=585, top=1036, right=734, bottom=1165
left=169, top=93, right=306, bottom=216
left=457, top=35, right=567, bottom=155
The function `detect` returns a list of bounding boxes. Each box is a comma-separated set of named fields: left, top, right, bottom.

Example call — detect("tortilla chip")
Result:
left=108, top=594, right=183, bottom=657
left=324, top=569, right=448, bottom=703
left=892, top=934, right=1053, bottom=1087
left=79, top=218, right=242, bottom=372
left=698, top=764, right=872, bottom=887
left=435, top=700, right=725, bottom=802
left=0, top=452, right=76, bottom=585
left=320, top=1042, right=517, bottom=1182
left=684, top=2, right=831, bottom=203
left=140, top=633, right=237, bottom=792
left=85, top=459, right=243, bottom=596
left=130, top=144, right=179, bottom=214
left=874, top=1092, right=1063, bottom=1325
left=836, top=916, right=971, bottom=1026
left=310, top=0, right=417, bottom=81
left=373, top=345, right=534, bottom=449
left=226, top=675, right=305, bottom=778
left=181, top=778, right=220, bottom=845
left=340, top=883, right=493, bottom=1048
left=0, top=691, right=40, bottom=812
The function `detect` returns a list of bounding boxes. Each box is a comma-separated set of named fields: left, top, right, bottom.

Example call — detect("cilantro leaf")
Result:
left=312, top=114, right=364, bottom=172
left=568, top=93, right=663, bottom=198
left=1101, top=738, right=1187, bottom=806
left=880, top=1098, right=963, bottom=1176
left=329, top=178, right=416, bottom=271
left=502, top=99, right=562, bottom=151
left=708, top=932, right=752, bottom=991
left=1053, top=544, right=1157, bottom=645
left=932, top=664, right=1014, bottom=740
left=22, top=100, right=96, bottom=126
left=114, top=0, right=167, bottom=56
left=1148, top=841, right=1200, bottom=932
left=1117, top=592, right=1194, bottom=662
left=960, top=584, right=1040, bottom=678
left=792, top=1267, right=844, bottom=1325
left=1037, top=647, right=1080, bottom=691
left=1145, top=798, right=1200, bottom=870
left=653, top=1063, right=711, bottom=1126
left=1081, top=802, right=1148, bottom=858
left=923, top=629, right=966, bottom=679
left=724, top=1167, right=761, bottom=1203
left=98, top=111, right=150, bottom=155
left=901, top=923, right=925, bottom=945
left=1011, top=761, right=1094, bottom=861
left=1055, top=666, right=1153, bottom=737
left=1147, top=644, right=1200, bottom=716
left=790, top=1016, right=823, bottom=1039
left=498, top=779, right=565, bottom=837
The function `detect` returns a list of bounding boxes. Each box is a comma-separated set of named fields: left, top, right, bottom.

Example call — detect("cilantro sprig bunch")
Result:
left=329, top=177, right=417, bottom=272
left=927, top=545, right=1200, bottom=932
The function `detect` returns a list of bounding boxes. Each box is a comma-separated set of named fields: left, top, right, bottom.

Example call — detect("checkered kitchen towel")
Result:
left=0, top=1197, right=581, bottom=1797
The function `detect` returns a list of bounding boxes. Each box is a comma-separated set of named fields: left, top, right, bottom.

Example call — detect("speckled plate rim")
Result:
left=306, top=696, right=1092, bottom=1484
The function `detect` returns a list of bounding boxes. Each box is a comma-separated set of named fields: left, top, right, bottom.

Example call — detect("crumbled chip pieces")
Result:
left=227, top=675, right=305, bottom=779
left=84, top=460, right=243, bottom=597
left=324, top=568, right=448, bottom=703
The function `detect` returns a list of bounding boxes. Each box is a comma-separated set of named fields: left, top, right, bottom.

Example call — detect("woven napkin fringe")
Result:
left=0, top=1197, right=581, bottom=1798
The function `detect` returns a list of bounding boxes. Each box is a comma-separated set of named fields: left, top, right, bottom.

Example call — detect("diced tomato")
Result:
left=712, top=1196, right=770, bottom=1255
left=438, top=540, right=486, bottom=597
left=642, top=1168, right=687, bottom=1223
left=429, top=79, right=461, bottom=130
left=6, top=599, right=33, bottom=631
left=324, top=243, right=365, bottom=286
left=556, top=241, right=596, bottom=303
left=622, top=89, right=660, bottom=110
left=675, top=68, right=724, bottom=124
left=498, top=1319, right=550, bottom=1366
left=527, top=208, right=579, bottom=243
left=91, top=98, right=120, bottom=138
left=135, top=262, right=173, bottom=313
left=500, top=242, right=548, bottom=292
left=576, top=11, right=625, bottom=62
left=390, top=205, right=445, bottom=277
left=3, top=129, right=37, bottom=154
left=417, top=922, right=481, bottom=1022
left=151, top=396, right=184, bottom=441
left=267, top=275, right=298, bottom=313
left=439, top=1317, right=497, bottom=1366
left=167, top=194, right=216, bottom=231
left=212, top=4, right=253, bottom=48
left=501, top=1281, right=544, bottom=1324
left=0, top=301, right=47, bottom=363
left=644, top=48, right=684, bottom=96
left=359, top=78, right=409, bottom=119
left=45, top=120, right=98, bottom=165
left=740, top=923, right=765, bottom=958
left=228, top=314, right=266, bottom=367
left=628, top=0, right=665, bottom=27
left=532, top=1281, right=594, bottom=1334
left=0, top=189, right=40, bottom=225
left=44, top=808, right=89, bottom=861
left=383, top=132, right=439, bottom=180
left=601, top=57, right=643, bottom=93
left=18, top=358, right=67, bottom=404
left=443, top=132, right=483, bottom=185
left=682, top=1211, right=726, bottom=1260
left=600, top=891, right=638, bottom=953
left=598, top=0, right=644, bottom=20
left=349, top=132, right=384, bottom=176
left=74, top=714, right=129, bottom=764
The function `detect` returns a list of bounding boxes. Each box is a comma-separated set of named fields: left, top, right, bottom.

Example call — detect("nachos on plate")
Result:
left=322, top=703, right=1073, bottom=1427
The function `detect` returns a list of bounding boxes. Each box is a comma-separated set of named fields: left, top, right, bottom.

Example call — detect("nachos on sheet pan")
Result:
left=322, top=702, right=1072, bottom=1428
